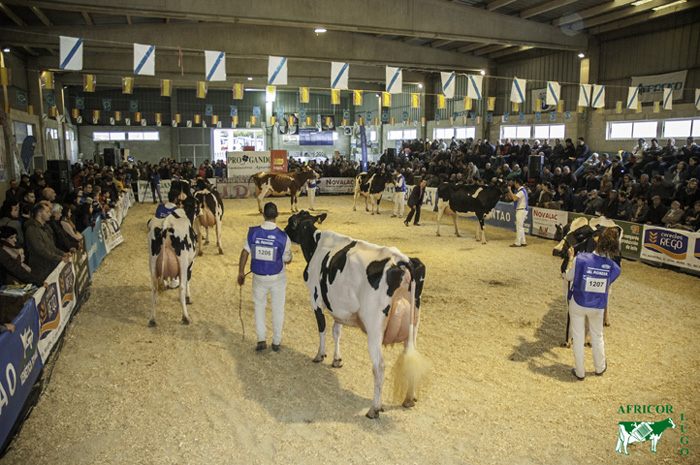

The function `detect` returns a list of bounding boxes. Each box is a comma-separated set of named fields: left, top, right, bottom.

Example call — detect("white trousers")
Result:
left=308, top=187, right=316, bottom=209
left=393, top=191, right=406, bottom=216
left=515, top=209, right=528, bottom=245
left=252, top=272, right=287, bottom=345
left=569, top=299, right=606, bottom=378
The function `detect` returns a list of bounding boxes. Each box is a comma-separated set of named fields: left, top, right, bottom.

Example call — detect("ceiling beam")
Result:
left=30, top=6, right=53, bottom=26
left=46, top=47, right=57, bottom=56
left=3, top=0, right=588, bottom=51
left=457, top=43, right=489, bottom=53
left=582, top=0, right=673, bottom=29
left=487, top=0, right=516, bottom=11
left=553, top=0, right=637, bottom=27
left=520, top=0, right=577, bottom=20
left=473, top=44, right=510, bottom=56
left=81, top=11, right=93, bottom=25
left=126, top=14, right=132, bottom=25
left=23, top=46, right=38, bottom=55
left=589, top=0, right=700, bottom=35
left=489, top=46, right=533, bottom=59
left=431, top=39, right=454, bottom=48
left=0, top=2, right=25, bottom=26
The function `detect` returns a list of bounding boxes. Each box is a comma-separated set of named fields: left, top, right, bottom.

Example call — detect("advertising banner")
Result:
left=227, top=151, right=272, bottom=178
left=531, top=207, right=568, bottom=239
left=101, top=218, right=124, bottom=253
left=459, top=201, right=531, bottom=234
left=36, top=261, right=76, bottom=363
left=137, top=179, right=172, bottom=203
left=217, top=178, right=253, bottom=199
left=640, top=226, right=700, bottom=271
left=82, top=218, right=108, bottom=276
left=566, top=213, right=644, bottom=260
left=72, top=247, right=91, bottom=299
left=319, top=177, right=355, bottom=194
left=270, top=150, right=288, bottom=172
left=631, top=70, right=687, bottom=103
left=0, top=299, right=43, bottom=448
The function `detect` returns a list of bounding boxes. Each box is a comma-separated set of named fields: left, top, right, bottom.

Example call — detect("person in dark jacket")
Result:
left=646, top=196, right=668, bottom=225
left=0, top=226, right=44, bottom=287
left=404, top=179, right=426, bottom=227
left=24, top=203, right=71, bottom=282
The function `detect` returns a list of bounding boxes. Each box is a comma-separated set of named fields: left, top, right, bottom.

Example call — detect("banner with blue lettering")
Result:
left=36, top=262, right=77, bottom=363
left=83, top=218, right=108, bottom=276
left=460, top=201, right=531, bottom=233
left=0, top=298, right=43, bottom=448
left=299, top=129, right=334, bottom=146
left=640, top=226, right=700, bottom=271
left=360, top=126, right=368, bottom=173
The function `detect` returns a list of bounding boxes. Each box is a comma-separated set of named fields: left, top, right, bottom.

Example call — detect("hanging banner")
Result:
left=133, top=43, right=155, bottom=76
left=331, top=62, right=349, bottom=90
left=386, top=66, right=402, bottom=94
left=83, top=74, right=96, bottom=92
left=299, top=87, right=310, bottom=103
left=578, top=84, right=591, bottom=107
left=487, top=97, right=496, bottom=112
left=205, top=50, right=226, bottom=81
left=196, top=81, right=208, bottom=99
left=663, top=88, right=673, bottom=110
left=353, top=90, right=363, bottom=106
left=233, top=83, right=244, bottom=100
left=102, top=99, right=112, bottom=111
left=266, top=85, right=276, bottom=103
left=160, top=79, right=172, bottom=97
left=114, top=110, right=122, bottom=121
left=616, top=101, right=622, bottom=114
left=546, top=81, right=560, bottom=106
left=411, top=93, right=420, bottom=108
left=330, top=89, right=340, bottom=105
left=40, top=71, right=54, bottom=90
left=512, top=102, right=519, bottom=112
left=268, top=56, right=288, bottom=86
left=0, top=67, right=10, bottom=86
left=511, top=77, right=526, bottom=104
left=382, top=92, right=391, bottom=107
left=627, top=86, right=640, bottom=109
left=696, top=89, right=700, bottom=111
left=134, top=112, right=142, bottom=122
left=122, top=76, right=134, bottom=94
left=59, top=36, right=83, bottom=70
left=464, top=97, right=472, bottom=111
left=467, top=74, right=483, bottom=100
left=631, top=70, right=687, bottom=103
left=591, top=84, right=605, bottom=108
left=441, top=71, right=456, bottom=98
left=437, top=94, right=446, bottom=109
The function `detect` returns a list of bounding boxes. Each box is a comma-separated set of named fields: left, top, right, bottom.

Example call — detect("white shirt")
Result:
left=244, top=220, right=292, bottom=263
left=515, top=188, right=527, bottom=210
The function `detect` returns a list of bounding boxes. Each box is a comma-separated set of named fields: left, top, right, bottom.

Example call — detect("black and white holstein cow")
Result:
left=353, top=171, right=394, bottom=214
left=193, top=179, right=224, bottom=255
left=435, top=180, right=509, bottom=243
left=147, top=195, right=198, bottom=326
left=251, top=166, right=319, bottom=213
left=285, top=211, right=428, bottom=419
left=553, top=216, right=622, bottom=346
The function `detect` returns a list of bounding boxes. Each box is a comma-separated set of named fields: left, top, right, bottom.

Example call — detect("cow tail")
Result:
left=157, top=228, right=169, bottom=295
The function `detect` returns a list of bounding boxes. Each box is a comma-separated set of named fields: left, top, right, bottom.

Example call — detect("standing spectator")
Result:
left=24, top=203, right=71, bottom=281
left=404, top=179, right=426, bottom=227
left=149, top=168, right=163, bottom=204
left=306, top=176, right=317, bottom=211
left=565, top=227, right=621, bottom=380
left=507, top=178, right=529, bottom=247
left=392, top=170, right=406, bottom=218
left=237, top=202, right=292, bottom=352
left=5, top=180, right=22, bottom=202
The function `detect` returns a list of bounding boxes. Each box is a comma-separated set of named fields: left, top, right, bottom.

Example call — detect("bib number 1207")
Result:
left=585, top=277, right=606, bottom=293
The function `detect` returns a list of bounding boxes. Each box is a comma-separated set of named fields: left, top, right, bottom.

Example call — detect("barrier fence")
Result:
left=0, top=190, right=134, bottom=453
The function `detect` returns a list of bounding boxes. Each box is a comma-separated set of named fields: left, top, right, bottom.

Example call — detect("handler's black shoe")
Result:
left=272, top=344, right=280, bottom=352
left=571, top=369, right=585, bottom=381
left=596, top=363, right=607, bottom=376
left=255, top=341, right=267, bottom=352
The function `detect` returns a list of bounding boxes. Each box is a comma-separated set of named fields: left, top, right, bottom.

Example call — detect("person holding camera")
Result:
left=507, top=178, right=529, bottom=247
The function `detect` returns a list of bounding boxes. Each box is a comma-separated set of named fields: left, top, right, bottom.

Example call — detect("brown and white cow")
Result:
left=285, top=211, right=428, bottom=419
left=251, top=167, right=319, bottom=213
left=193, top=179, right=224, bottom=255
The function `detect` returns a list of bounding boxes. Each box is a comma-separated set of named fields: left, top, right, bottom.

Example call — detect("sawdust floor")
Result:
left=3, top=195, right=699, bottom=465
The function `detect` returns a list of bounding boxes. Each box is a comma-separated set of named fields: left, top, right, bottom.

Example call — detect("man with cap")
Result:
left=507, top=178, right=529, bottom=247
left=237, top=202, right=292, bottom=352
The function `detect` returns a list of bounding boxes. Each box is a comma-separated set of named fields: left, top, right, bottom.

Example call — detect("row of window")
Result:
left=607, top=119, right=700, bottom=140
left=93, top=132, right=160, bottom=141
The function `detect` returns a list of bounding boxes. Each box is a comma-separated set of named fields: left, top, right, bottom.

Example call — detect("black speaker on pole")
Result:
left=528, top=154, right=544, bottom=180
left=386, top=148, right=396, bottom=164
left=103, top=148, right=116, bottom=167
left=46, top=160, right=71, bottom=196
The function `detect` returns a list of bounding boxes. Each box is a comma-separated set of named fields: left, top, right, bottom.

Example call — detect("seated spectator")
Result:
left=574, top=137, right=590, bottom=168
left=595, top=153, right=612, bottom=177
left=661, top=200, right=684, bottom=229
left=599, top=177, right=614, bottom=199
left=584, top=189, right=604, bottom=216
left=677, top=178, right=700, bottom=212
left=60, top=204, right=84, bottom=246
left=679, top=200, right=700, bottom=232
left=48, top=204, right=79, bottom=253
left=619, top=174, right=637, bottom=200
left=584, top=171, right=601, bottom=192
left=553, top=184, right=572, bottom=211
left=647, top=175, right=675, bottom=205
left=39, top=187, right=57, bottom=205
left=20, top=190, right=36, bottom=210
left=630, top=198, right=649, bottom=224
left=5, top=180, right=22, bottom=202
left=667, top=161, right=690, bottom=192
left=0, top=226, right=44, bottom=287
left=647, top=196, right=668, bottom=225
left=561, top=165, right=577, bottom=188
left=572, top=188, right=588, bottom=213
left=645, top=138, right=678, bottom=176
left=605, top=157, right=625, bottom=187
left=628, top=138, right=647, bottom=171
left=602, top=190, right=619, bottom=219
left=616, top=191, right=633, bottom=221
left=634, top=138, right=661, bottom=177
left=551, top=167, right=563, bottom=187
left=24, top=203, right=71, bottom=282
left=0, top=199, right=23, bottom=247
left=578, top=152, right=600, bottom=176
left=536, top=182, right=554, bottom=207
left=507, top=164, right=522, bottom=180
left=549, top=138, right=565, bottom=168
left=74, top=203, right=95, bottom=232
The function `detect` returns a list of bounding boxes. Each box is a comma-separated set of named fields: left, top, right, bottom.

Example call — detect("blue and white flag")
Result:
left=578, top=84, right=591, bottom=107
left=268, top=56, right=288, bottom=86
left=386, top=66, right=402, bottom=94
left=510, top=77, right=526, bottom=104
left=466, top=74, right=482, bottom=100
left=546, top=81, right=560, bottom=106
left=592, top=84, right=605, bottom=108
left=696, top=89, right=700, bottom=111
left=205, top=50, right=226, bottom=81
left=663, top=88, right=673, bottom=110
left=627, top=86, right=640, bottom=109
left=133, top=43, right=155, bottom=76
left=331, top=62, right=349, bottom=90
left=59, top=36, right=83, bottom=71
left=441, top=72, right=456, bottom=98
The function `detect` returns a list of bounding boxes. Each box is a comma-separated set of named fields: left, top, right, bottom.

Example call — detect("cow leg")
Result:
left=365, top=326, right=385, bottom=419
left=436, top=206, right=443, bottom=236
left=365, top=195, right=369, bottom=212
left=312, top=307, right=327, bottom=363
left=651, top=436, right=658, bottom=453
left=353, top=191, right=358, bottom=211
left=195, top=217, right=204, bottom=257
left=479, top=218, right=487, bottom=244
left=149, top=266, right=158, bottom=327
left=331, top=322, right=343, bottom=368
left=375, top=196, right=381, bottom=214
left=216, top=216, right=224, bottom=254
left=454, top=213, right=462, bottom=238
left=181, top=261, right=192, bottom=324
left=204, top=226, right=210, bottom=245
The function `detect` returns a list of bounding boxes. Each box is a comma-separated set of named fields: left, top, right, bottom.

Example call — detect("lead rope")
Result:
left=239, top=270, right=253, bottom=340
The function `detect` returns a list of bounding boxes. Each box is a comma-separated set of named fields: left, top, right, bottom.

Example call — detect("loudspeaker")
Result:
left=386, top=148, right=396, bottom=164
left=104, top=148, right=116, bottom=167
left=46, top=160, right=71, bottom=196
left=528, top=154, right=544, bottom=179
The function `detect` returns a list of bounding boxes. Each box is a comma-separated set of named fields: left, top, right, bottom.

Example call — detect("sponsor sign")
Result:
left=217, top=177, right=252, bottom=199
left=459, top=201, right=532, bottom=234
left=631, top=70, right=687, bottom=103
left=270, top=150, right=288, bottom=172
left=0, top=299, right=43, bottom=448
left=531, top=88, right=555, bottom=112
left=101, top=218, right=124, bottom=253
left=36, top=262, right=76, bottom=362
left=531, top=207, right=568, bottom=239
left=72, top=247, right=91, bottom=299
left=567, top=213, right=643, bottom=260
left=82, top=218, right=108, bottom=276
left=319, top=177, right=355, bottom=194
left=227, top=151, right=272, bottom=178
left=640, top=226, right=700, bottom=271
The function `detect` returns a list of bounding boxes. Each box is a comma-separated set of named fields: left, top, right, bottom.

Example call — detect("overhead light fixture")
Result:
left=247, top=77, right=253, bottom=81
left=652, top=0, right=686, bottom=11
left=418, top=83, right=423, bottom=89
left=2, top=47, right=9, bottom=53
left=480, top=70, right=486, bottom=75
left=314, top=28, right=327, bottom=34
left=578, top=52, right=585, bottom=58
left=375, top=93, right=380, bottom=98
left=631, top=0, right=655, bottom=6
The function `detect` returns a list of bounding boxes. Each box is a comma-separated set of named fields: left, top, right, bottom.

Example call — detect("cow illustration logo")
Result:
left=643, top=228, right=687, bottom=260
left=59, top=261, right=75, bottom=307
left=37, top=283, right=60, bottom=339
left=20, top=326, right=34, bottom=360
left=616, top=418, right=676, bottom=455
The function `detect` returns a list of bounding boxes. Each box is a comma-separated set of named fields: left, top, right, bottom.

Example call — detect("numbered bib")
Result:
left=585, top=277, right=606, bottom=293
left=255, top=246, right=276, bottom=262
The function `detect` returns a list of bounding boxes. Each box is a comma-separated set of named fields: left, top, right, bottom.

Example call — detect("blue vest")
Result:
left=569, top=253, right=621, bottom=309
left=308, top=178, right=316, bottom=188
left=247, top=226, right=287, bottom=275
left=395, top=175, right=407, bottom=193
left=517, top=187, right=529, bottom=212
left=155, top=203, right=178, bottom=219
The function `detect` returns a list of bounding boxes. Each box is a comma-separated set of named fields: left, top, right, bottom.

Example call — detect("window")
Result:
left=128, top=132, right=144, bottom=141
left=388, top=129, right=416, bottom=140
left=607, top=120, right=658, bottom=140
left=369, top=130, right=377, bottom=142
left=500, top=125, right=531, bottom=140
left=455, top=127, right=476, bottom=140
left=110, top=132, right=126, bottom=141
left=433, top=128, right=454, bottom=140
left=46, top=128, right=58, bottom=139
left=533, top=124, right=565, bottom=140
left=404, top=129, right=417, bottom=139
left=664, top=119, right=700, bottom=138
left=93, top=132, right=110, bottom=141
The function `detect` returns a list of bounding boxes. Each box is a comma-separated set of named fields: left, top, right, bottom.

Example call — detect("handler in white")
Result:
left=237, top=202, right=292, bottom=352
left=507, top=178, right=529, bottom=247
left=391, top=170, right=407, bottom=218
left=306, top=176, right=317, bottom=210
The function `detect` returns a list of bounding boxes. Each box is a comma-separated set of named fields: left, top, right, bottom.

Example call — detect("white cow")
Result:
left=147, top=197, right=198, bottom=326
left=285, top=211, right=428, bottom=418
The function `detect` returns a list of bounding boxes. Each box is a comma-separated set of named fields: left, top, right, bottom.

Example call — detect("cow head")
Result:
left=285, top=211, right=327, bottom=262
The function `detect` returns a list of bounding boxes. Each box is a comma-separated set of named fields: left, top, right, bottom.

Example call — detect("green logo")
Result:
left=616, top=418, right=676, bottom=455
